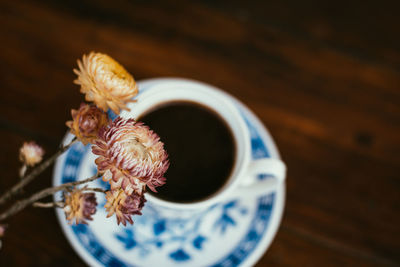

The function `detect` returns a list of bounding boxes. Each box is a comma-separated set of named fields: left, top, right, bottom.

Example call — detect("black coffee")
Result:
left=139, top=101, right=236, bottom=203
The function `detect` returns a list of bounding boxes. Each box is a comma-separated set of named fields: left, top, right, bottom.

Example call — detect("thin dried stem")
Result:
left=19, top=164, right=27, bottom=178
left=0, top=173, right=101, bottom=221
left=33, top=201, right=64, bottom=208
left=0, top=137, right=78, bottom=206
left=82, top=187, right=107, bottom=193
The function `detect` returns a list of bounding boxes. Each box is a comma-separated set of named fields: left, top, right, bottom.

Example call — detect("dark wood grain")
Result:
left=0, top=0, right=399, bottom=266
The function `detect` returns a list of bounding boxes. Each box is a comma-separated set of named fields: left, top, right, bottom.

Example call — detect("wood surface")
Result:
left=0, top=0, right=399, bottom=266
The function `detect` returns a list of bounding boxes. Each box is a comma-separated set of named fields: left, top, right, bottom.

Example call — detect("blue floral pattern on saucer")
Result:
left=54, top=79, right=284, bottom=267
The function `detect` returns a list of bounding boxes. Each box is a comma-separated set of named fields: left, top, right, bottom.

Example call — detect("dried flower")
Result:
left=104, top=189, right=146, bottom=226
left=73, top=52, right=138, bottom=114
left=19, top=141, right=45, bottom=167
left=63, top=188, right=97, bottom=225
left=0, top=224, right=7, bottom=238
left=92, top=117, right=169, bottom=196
left=66, top=103, right=110, bottom=145
left=0, top=224, right=6, bottom=250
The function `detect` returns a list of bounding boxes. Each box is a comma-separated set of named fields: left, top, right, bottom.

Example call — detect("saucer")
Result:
left=53, top=78, right=286, bottom=267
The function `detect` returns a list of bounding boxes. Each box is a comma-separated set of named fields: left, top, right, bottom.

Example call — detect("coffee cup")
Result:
left=121, top=78, right=286, bottom=213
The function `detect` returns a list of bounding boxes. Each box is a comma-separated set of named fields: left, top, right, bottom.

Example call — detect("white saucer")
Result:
left=53, top=78, right=286, bottom=267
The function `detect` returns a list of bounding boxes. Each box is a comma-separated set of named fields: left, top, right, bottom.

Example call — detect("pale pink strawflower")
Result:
left=66, top=103, right=110, bottom=145
left=92, top=117, right=169, bottom=196
left=19, top=141, right=45, bottom=167
left=73, top=52, right=138, bottom=114
left=0, top=224, right=7, bottom=238
left=104, top=189, right=146, bottom=226
left=63, top=188, right=97, bottom=225
left=0, top=224, right=6, bottom=249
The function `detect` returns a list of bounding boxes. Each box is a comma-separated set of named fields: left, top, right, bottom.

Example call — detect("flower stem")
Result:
left=0, top=173, right=101, bottom=221
left=82, top=187, right=107, bottom=193
left=19, top=164, right=27, bottom=179
left=33, top=201, right=64, bottom=208
left=0, top=137, right=78, bottom=206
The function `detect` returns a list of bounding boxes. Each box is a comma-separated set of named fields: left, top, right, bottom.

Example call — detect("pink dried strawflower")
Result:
left=92, top=117, right=169, bottom=196
left=66, top=103, right=110, bottom=145
left=63, top=188, right=97, bottom=225
left=0, top=224, right=7, bottom=238
left=73, top=52, right=138, bottom=114
left=104, top=189, right=146, bottom=226
left=19, top=141, right=45, bottom=167
left=0, top=224, right=6, bottom=249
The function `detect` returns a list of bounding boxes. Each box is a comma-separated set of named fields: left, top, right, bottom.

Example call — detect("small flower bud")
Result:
left=66, top=103, right=110, bottom=145
left=19, top=141, right=45, bottom=167
left=0, top=224, right=7, bottom=238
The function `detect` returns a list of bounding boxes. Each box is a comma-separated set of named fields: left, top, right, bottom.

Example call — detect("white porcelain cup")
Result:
left=122, top=79, right=286, bottom=213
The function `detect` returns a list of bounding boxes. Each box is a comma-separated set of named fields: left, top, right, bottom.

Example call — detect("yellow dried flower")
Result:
left=19, top=141, right=45, bottom=167
left=73, top=52, right=138, bottom=114
left=63, top=188, right=97, bottom=225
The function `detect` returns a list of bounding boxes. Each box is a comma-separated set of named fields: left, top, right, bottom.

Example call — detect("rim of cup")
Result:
left=120, top=80, right=251, bottom=210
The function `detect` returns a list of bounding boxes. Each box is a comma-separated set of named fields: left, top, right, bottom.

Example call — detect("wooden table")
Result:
left=0, top=0, right=399, bottom=266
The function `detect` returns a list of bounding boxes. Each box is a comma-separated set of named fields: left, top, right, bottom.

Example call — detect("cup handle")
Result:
left=232, top=158, right=286, bottom=197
